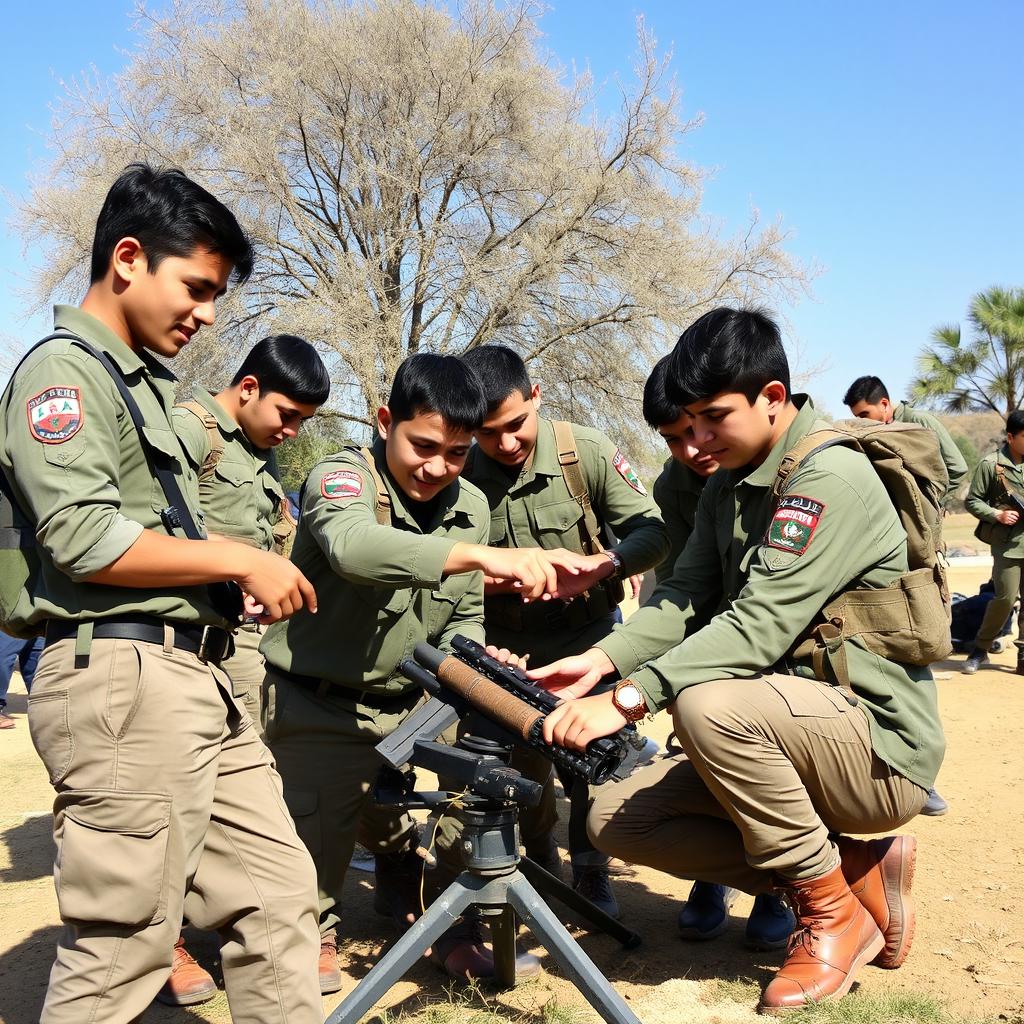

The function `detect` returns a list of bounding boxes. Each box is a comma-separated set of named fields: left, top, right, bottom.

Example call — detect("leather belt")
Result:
left=44, top=615, right=234, bottom=666
left=271, top=666, right=415, bottom=708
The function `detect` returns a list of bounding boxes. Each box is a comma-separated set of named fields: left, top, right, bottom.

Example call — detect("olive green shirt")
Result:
left=651, top=458, right=708, bottom=583
left=0, top=306, right=224, bottom=629
left=598, top=396, right=945, bottom=791
left=172, top=387, right=288, bottom=552
left=892, top=403, right=967, bottom=502
left=965, top=446, right=1024, bottom=557
left=261, top=439, right=489, bottom=694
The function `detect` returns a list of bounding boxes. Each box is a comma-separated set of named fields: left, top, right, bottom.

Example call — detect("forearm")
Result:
left=611, top=517, right=671, bottom=576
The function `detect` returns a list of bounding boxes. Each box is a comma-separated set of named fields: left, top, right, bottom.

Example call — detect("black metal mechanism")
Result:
left=323, top=639, right=644, bottom=1024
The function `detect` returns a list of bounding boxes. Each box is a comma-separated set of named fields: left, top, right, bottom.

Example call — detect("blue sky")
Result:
left=1, top=1, right=1021, bottom=414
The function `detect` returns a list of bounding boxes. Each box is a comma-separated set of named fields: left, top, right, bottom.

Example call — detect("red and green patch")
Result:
left=766, top=495, right=824, bottom=555
left=613, top=450, right=646, bottom=495
left=321, top=469, right=363, bottom=500
left=27, top=386, right=83, bottom=443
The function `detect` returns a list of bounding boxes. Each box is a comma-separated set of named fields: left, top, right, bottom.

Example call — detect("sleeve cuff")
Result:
left=67, top=516, right=145, bottom=581
left=414, top=535, right=460, bottom=585
left=594, top=631, right=643, bottom=679
left=630, top=666, right=675, bottom=713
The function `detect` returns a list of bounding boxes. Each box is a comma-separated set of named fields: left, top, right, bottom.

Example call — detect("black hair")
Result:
left=643, top=355, right=683, bottom=428
left=843, top=375, right=889, bottom=407
left=231, top=335, right=330, bottom=405
left=667, top=307, right=790, bottom=406
left=460, top=345, right=533, bottom=412
left=90, top=163, right=254, bottom=284
left=1007, top=410, right=1024, bottom=436
left=388, top=352, right=487, bottom=431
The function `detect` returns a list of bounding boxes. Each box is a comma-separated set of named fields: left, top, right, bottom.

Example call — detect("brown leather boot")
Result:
left=758, top=864, right=883, bottom=1014
left=318, top=935, right=342, bottom=995
left=837, top=834, right=917, bottom=969
left=154, top=935, right=217, bottom=1006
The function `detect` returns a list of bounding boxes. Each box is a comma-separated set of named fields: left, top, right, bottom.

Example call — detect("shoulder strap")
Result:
left=772, top=429, right=849, bottom=498
left=357, top=446, right=392, bottom=526
left=175, top=399, right=225, bottom=480
left=552, top=420, right=603, bottom=554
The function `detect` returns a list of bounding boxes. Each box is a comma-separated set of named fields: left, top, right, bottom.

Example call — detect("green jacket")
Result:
left=0, top=306, right=225, bottom=629
left=651, top=458, right=707, bottom=583
left=892, top=403, right=967, bottom=502
left=261, top=439, right=489, bottom=693
left=172, top=387, right=291, bottom=552
left=597, top=396, right=945, bottom=791
left=965, top=446, right=1024, bottom=556
left=463, top=417, right=668, bottom=663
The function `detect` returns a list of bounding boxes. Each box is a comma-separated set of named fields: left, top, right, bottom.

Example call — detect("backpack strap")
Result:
left=357, top=446, right=392, bottom=526
left=772, top=428, right=849, bottom=498
left=552, top=420, right=603, bottom=555
left=174, top=399, right=225, bottom=480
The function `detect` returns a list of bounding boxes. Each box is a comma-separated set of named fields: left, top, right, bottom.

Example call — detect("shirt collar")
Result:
left=466, top=416, right=561, bottom=491
left=53, top=305, right=165, bottom=379
left=734, top=394, right=818, bottom=490
left=191, top=386, right=247, bottom=442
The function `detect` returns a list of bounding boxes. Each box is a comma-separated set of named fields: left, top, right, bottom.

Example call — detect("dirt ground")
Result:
left=2, top=557, right=1023, bottom=1024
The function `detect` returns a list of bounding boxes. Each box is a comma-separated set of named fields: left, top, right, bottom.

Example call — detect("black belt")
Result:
left=44, top=615, right=234, bottom=666
left=271, top=666, right=415, bottom=708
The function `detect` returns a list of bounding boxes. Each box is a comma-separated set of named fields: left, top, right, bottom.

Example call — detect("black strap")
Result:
left=3, top=331, right=242, bottom=623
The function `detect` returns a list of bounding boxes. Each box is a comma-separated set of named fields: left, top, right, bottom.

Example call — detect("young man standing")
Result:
left=962, top=409, right=1024, bottom=675
left=0, top=165, right=323, bottom=1022
left=532, top=308, right=944, bottom=1014
left=155, top=334, right=328, bottom=1007
left=460, top=345, right=668, bottom=917
left=642, top=356, right=795, bottom=950
left=261, top=353, right=582, bottom=991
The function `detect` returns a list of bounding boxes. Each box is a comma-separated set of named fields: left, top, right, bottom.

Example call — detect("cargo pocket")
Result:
left=53, top=790, right=172, bottom=926
left=763, top=676, right=858, bottom=742
left=283, top=787, right=322, bottom=859
left=27, top=689, right=73, bottom=786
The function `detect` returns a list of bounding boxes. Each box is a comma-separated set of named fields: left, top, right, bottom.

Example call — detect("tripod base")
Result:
left=324, top=865, right=642, bottom=1024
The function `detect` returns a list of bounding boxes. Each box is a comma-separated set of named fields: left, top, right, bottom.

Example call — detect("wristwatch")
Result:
left=603, top=549, right=624, bottom=581
left=611, top=679, right=648, bottom=722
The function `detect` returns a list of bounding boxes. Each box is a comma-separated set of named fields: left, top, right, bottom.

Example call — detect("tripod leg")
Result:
left=519, top=856, right=641, bottom=948
left=323, top=876, right=479, bottom=1024
left=506, top=873, right=642, bottom=1024
left=488, top=905, right=517, bottom=990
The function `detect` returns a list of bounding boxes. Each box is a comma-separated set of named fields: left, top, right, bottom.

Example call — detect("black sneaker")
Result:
left=961, top=648, right=989, bottom=674
left=525, top=834, right=564, bottom=883
left=572, top=864, right=620, bottom=919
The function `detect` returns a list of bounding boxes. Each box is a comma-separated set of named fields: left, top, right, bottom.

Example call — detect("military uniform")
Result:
left=261, top=439, right=490, bottom=941
left=464, top=417, right=667, bottom=865
left=173, top=387, right=296, bottom=728
left=965, top=445, right=1024, bottom=651
left=0, top=307, right=321, bottom=1023
left=651, top=457, right=707, bottom=583
left=589, top=396, right=944, bottom=890
left=892, top=402, right=967, bottom=502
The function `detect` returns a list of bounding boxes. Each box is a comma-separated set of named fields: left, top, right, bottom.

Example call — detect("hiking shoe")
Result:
left=155, top=936, right=217, bottom=1006
left=919, top=788, right=948, bottom=816
left=572, top=864, right=620, bottom=919
left=745, top=891, right=796, bottom=950
left=962, top=648, right=989, bottom=674
left=318, top=935, right=342, bottom=994
left=678, top=881, right=738, bottom=940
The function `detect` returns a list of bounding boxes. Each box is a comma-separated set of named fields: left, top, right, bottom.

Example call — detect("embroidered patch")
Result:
left=613, top=450, right=646, bottom=495
left=321, top=469, right=363, bottom=500
left=766, top=495, right=825, bottom=555
left=27, top=387, right=84, bottom=444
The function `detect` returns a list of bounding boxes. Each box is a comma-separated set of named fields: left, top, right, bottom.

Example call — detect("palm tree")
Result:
left=912, top=286, right=1024, bottom=415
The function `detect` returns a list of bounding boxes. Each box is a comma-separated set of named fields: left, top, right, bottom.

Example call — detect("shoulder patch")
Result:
left=613, top=450, right=646, bottom=495
left=27, top=386, right=84, bottom=444
left=766, top=495, right=824, bottom=555
left=321, top=469, right=363, bottom=500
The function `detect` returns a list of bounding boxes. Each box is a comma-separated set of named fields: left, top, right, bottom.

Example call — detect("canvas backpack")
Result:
left=772, top=419, right=952, bottom=689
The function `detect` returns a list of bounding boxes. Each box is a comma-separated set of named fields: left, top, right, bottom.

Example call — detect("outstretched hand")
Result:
left=527, top=647, right=616, bottom=700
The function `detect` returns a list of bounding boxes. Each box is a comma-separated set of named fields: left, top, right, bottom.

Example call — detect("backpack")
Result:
left=772, top=419, right=952, bottom=688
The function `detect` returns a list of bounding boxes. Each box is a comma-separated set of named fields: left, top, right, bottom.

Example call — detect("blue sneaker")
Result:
left=678, top=881, right=738, bottom=940
left=919, top=788, right=948, bottom=816
left=744, top=892, right=796, bottom=950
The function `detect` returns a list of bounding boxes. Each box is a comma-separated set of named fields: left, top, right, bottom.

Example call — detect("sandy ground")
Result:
left=2, top=559, right=1023, bottom=1024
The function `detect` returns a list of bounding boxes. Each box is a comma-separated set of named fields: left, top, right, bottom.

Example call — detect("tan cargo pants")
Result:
left=222, top=622, right=267, bottom=733
left=27, top=636, right=322, bottom=1024
left=264, top=670, right=422, bottom=939
left=589, top=674, right=929, bottom=891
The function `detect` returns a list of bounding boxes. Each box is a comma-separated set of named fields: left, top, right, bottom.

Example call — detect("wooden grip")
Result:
left=436, top=655, right=544, bottom=741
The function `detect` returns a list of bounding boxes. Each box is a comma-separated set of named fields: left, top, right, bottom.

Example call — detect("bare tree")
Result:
left=14, top=0, right=808, bottom=442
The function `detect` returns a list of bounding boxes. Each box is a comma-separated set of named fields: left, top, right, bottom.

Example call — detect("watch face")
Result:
left=618, top=683, right=642, bottom=710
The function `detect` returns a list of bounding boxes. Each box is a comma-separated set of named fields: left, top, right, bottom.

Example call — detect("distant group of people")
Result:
left=1, top=160, right=1012, bottom=1023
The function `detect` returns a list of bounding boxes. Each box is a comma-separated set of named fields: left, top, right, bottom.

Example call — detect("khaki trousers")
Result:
left=589, top=674, right=928, bottom=892
left=222, top=622, right=267, bottom=733
left=264, top=671, right=420, bottom=939
left=28, top=637, right=322, bottom=1024
left=974, top=549, right=1024, bottom=651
